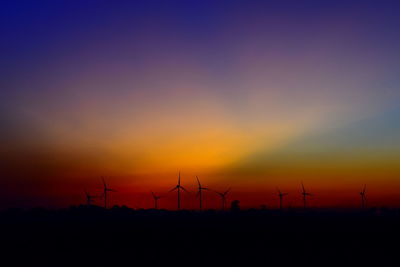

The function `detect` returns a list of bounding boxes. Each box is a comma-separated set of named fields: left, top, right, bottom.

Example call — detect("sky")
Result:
left=1, top=0, right=400, bottom=209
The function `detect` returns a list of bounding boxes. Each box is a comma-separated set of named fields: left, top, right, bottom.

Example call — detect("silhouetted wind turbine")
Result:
left=301, top=182, right=312, bottom=209
left=214, top=188, right=231, bottom=211
left=84, top=191, right=99, bottom=207
left=151, top=191, right=164, bottom=209
left=360, top=184, right=367, bottom=210
left=277, top=187, right=288, bottom=210
left=102, top=177, right=116, bottom=209
left=169, top=172, right=189, bottom=210
left=196, top=176, right=209, bottom=211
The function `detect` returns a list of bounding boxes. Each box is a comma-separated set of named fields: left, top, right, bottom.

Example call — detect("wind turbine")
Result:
left=169, top=172, right=189, bottom=210
left=360, top=184, right=367, bottom=210
left=214, top=188, right=231, bottom=211
left=151, top=192, right=164, bottom=209
left=84, top=191, right=99, bottom=207
left=196, top=176, right=209, bottom=211
left=301, top=182, right=312, bottom=210
left=101, top=177, right=117, bottom=209
left=277, top=187, right=288, bottom=210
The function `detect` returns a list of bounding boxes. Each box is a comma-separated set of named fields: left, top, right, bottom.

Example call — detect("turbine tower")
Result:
left=84, top=191, right=99, bottom=207
left=301, top=182, right=312, bottom=210
left=214, top=188, right=231, bottom=211
left=169, top=172, right=188, bottom=210
left=151, top=192, right=164, bottom=209
left=102, top=177, right=116, bottom=209
left=196, top=176, right=209, bottom=211
left=277, top=187, right=288, bottom=210
left=360, top=184, right=367, bottom=210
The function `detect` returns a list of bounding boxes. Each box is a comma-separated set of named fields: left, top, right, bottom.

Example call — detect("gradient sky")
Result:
left=1, top=0, right=400, bottom=209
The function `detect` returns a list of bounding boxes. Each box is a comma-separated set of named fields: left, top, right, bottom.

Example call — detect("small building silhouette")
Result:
left=230, top=200, right=240, bottom=212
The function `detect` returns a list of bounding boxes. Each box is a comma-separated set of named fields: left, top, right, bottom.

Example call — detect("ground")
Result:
left=1, top=206, right=399, bottom=266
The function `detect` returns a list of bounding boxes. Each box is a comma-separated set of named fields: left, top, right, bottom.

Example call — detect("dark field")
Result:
left=1, top=206, right=399, bottom=266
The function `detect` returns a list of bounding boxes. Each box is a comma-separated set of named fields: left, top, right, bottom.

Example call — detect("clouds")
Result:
left=218, top=106, right=400, bottom=188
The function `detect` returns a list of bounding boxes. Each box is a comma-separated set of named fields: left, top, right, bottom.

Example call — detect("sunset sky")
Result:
left=2, top=0, right=400, bottom=209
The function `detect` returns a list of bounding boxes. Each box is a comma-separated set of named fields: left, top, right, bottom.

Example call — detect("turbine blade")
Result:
left=169, top=186, right=178, bottom=192
left=178, top=171, right=181, bottom=186
left=196, top=176, right=201, bottom=187
left=181, top=186, right=190, bottom=193
left=213, top=190, right=223, bottom=196
left=301, top=182, right=305, bottom=192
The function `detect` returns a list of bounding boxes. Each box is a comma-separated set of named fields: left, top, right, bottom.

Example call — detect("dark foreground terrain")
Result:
left=1, top=206, right=400, bottom=266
